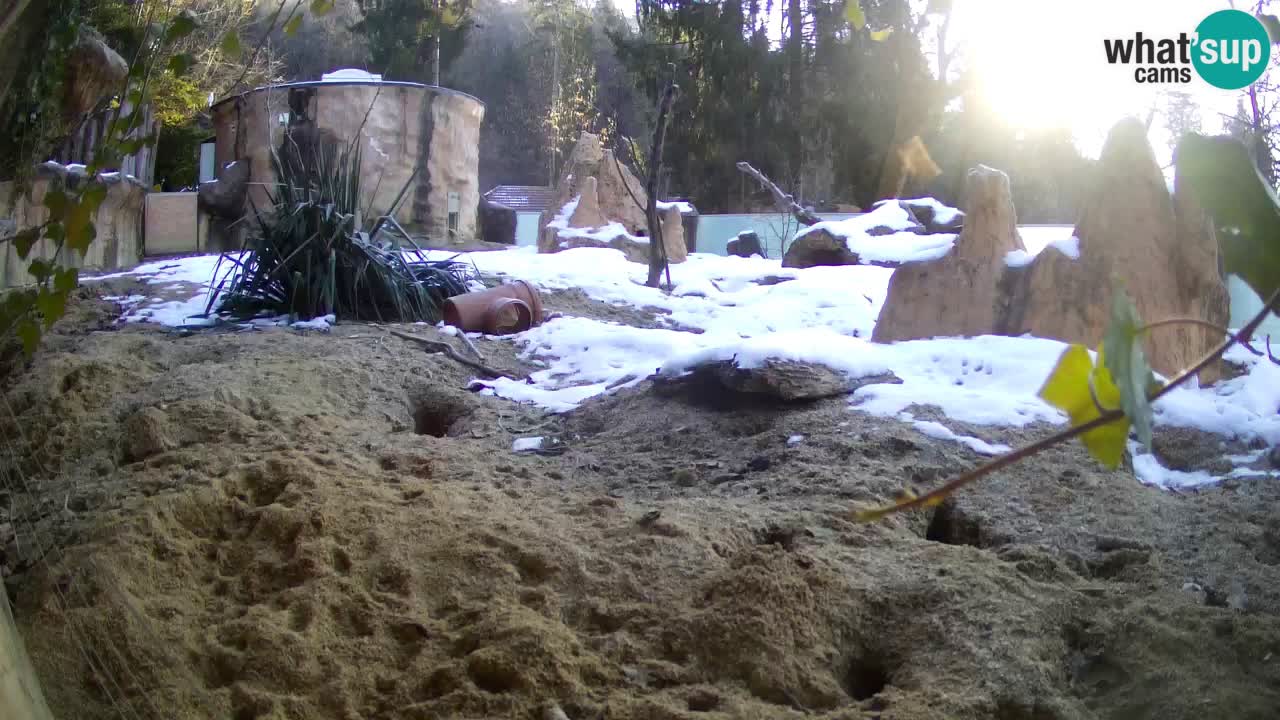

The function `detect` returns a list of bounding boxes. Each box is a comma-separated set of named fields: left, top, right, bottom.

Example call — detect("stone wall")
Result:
left=0, top=166, right=144, bottom=289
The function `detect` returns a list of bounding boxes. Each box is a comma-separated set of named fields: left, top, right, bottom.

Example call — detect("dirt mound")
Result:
left=2, top=286, right=1279, bottom=720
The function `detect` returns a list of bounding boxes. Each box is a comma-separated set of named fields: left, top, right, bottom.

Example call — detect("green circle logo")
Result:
left=1193, top=9, right=1271, bottom=89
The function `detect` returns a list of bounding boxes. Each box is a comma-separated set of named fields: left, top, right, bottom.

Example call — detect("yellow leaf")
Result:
left=1037, top=344, right=1130, bottom=468
left=869, top=28, right=894, bottom=42
left=845, top=1, right=866, bottom=29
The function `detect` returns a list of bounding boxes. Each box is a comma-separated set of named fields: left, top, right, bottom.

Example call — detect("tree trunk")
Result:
left=646, top=78, right=678, bottom=288
left=786, top=0, right=805, bottom=201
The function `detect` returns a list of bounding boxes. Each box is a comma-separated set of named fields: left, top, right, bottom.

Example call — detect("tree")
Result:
left=355, top=0, right=473, bottom=84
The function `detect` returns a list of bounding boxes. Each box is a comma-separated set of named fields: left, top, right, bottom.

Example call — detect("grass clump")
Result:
left=208, top=134, right=473, bottom=323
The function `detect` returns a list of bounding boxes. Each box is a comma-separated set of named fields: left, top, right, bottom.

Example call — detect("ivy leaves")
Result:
left=1037, top=290, right=1158, bottom=468
left=1176, top=133, right=1280, bottom=309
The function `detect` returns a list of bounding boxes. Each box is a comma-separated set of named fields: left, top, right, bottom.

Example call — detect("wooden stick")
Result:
left=386, top=329, right=523, bottom=380
left=735, top=162, right=823, bottom=226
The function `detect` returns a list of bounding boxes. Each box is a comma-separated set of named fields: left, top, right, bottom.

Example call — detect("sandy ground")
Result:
left=2, top=282, right=1279, bottom=720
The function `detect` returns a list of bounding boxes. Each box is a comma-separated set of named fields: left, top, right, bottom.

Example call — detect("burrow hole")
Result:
left=841, top=656, right=890, bottom=701
left=925, top=500, right=984, bottom=548
left=410, top=392, right=471, bottom=437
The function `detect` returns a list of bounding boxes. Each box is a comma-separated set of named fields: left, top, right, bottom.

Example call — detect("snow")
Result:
left=291, top=314, right=336, bottom=332
left=657, top=200, right=695, bottom=214
left=904, top=415, right=1011, bottom=456
left=1004, top=249, right=1035, bottom=268
left=1048, top=235, right=1081, bottom=259
left=793, top=202, right=957, bottom=265
left=512, top=437, right=544, bottom=452
left=546, top=196, right=650, bottom=246
left=85, top=245, right=1280, bottom=485
left=902, top=197, right=962, bottom=226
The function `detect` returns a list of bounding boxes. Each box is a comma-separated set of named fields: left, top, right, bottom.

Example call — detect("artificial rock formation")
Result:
left=538, top=132, right=649, bottom=242
left=873, top=166, right=1024, bottom=343
left=1000, top=118, right=1228, bottom=380
left=65, top=29, right=128, bottom=122
left=538, top=147, right=688, bottom=265
left=871, top=118, right=1229, bottom=382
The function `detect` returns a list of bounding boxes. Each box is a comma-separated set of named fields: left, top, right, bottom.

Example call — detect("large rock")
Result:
left=872, top=198, right=965, bottom=234
left=782, top=228, right=860, bottom=268
left=873, top=166, right=1024, bottom=343
left=539, top=176, right=687, bottom=265
left=727, top=231, right=764, bottom=258
left=868, top=118, right=1229, bottom=384
left=64, top=28, right=128, bottom=122
left=537, top=132, right=649, bottom=242
left=997, top=118, right=1227, bottom=381
left=659, top=204, right=687, bottom=264
left=479, top=197, right=517, bottom=245
left=198, top=159, right=251, bottom=218
left=695, top=359, right=901, bottom=401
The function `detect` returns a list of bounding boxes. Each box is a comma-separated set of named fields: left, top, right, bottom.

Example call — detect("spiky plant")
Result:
left=208, top=133, right=472, bottom=323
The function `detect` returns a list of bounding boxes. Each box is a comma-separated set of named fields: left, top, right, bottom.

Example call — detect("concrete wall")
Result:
left=212, top=82, right=484, bottom=244
left=0, top=170, right=144, bottom=289
left=144, top=192, right=206, bottom=256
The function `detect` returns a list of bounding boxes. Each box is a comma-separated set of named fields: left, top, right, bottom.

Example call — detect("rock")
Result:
left=64, top=28, right=128, bottom=122
left=997, top=118, right=1229, bottom=381
left=1269, top=445, right=1280, bottom=469
left=883, top=198, right=965, bottom=233
left=122, top=407, right=175, bottom=462
left=540, top=175, right=686, bottom=265
left=781, top=228, right=861, bottom=269
left=727, top=231, right=764, bottom=258
left=568, top=176, right=608, bottom=229
left=693, top=358, right=900, bottom=401
left=872, top=165, right=1024, bottom=343
left=660, top=204, right=687, bottom=264
left=478, top=197, right=517, bottom=245
left=537, top=132, right=649, bottom=243
left=199, top=160, right=252, bottom=218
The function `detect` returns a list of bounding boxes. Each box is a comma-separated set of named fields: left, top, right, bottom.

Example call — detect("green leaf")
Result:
left=12, top=228, right=39, bottom=258
left=43, top=189, right=69, bottom=219
left=869, top=27, right=893, bottom=42
left=285, top=14, right=304, bottom=36
left=44, top=188, right=70, bottom=215
left=1175, top=133, right=1280, bottom=305
left=66, top=201, right=97, bottom=256
left=311, top=0, right=335, bottom=16
left=1261, top=14, right=1280, bottom=44
left=126, top=88, right=145, bottom=107
left=1038, top=344, right=1131, bottom=468
left=845, top=0, right=866, bottom=29
left=1102, top=289, right=1156, bottom=450
left=220, top=30, right=242, bottom=57
left=54, top=267, right=79, bottom=294
left=163, top=9, right=198, bottom=43
left=164, top=9, right=199, bottom=44
left=167, top=53, right=195, bottom=77
left=27, top=259, right=55, bottom=283
left=82, top=182, right=108, bottom=213
left=16, top=318, right=40, bottom=357
left=36, top=287, right=67, bottom=330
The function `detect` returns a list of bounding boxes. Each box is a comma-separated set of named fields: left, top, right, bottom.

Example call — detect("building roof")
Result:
left=485, top=185, right=558, bottom=212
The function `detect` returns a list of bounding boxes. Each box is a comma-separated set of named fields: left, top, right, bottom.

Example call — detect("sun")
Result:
left=948, top=0, right=1232, bottom=157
